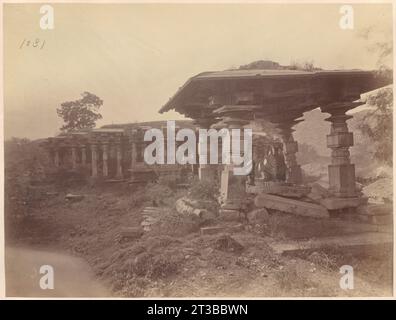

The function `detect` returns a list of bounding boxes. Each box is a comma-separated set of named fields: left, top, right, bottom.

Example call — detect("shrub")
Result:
left=188, top=178, right=219, bottom=202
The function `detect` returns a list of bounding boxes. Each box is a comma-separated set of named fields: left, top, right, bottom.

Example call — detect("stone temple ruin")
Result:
left=44, top=68, right=391, bottom=220
left=44, top=121, right=197, bottom=183
left=158, top=69, right=391, bottom=216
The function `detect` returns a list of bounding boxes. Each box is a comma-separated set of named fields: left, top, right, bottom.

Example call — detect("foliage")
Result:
left=4, top=138, right=51, bottom=221
left=289, top=60, right=320, bottom=71
left=188, top=177, right=219, bottom=202
left=237, top=59, right=321, bottom=71
left=57, top=92, right=103, bottom=132
left=4, top=137, right=50, bottom=180
left=238, top=60, right=282, bottom=70
left=358, top=87, right=393, bottom=165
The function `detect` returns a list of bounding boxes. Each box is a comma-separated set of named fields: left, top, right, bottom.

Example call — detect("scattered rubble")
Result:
left=175, top=196, right=215, bottom=220
left=65, top=193, right=85, bottom=202
left=212, top=235, right=244, bottom=253
left=218, top=208, right=241, bottom=221
left=46, top=192, right=59, bottom=196
left=246, top=208, right=269, bottom=224
left=115, top=227, right=143, bottom=243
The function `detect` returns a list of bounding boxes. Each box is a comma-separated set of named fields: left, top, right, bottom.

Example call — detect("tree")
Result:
left=356, top=26, right=393, bottom=165
left=358, top=87, right=392, bottom=165
left=57, top=92, right=103, bottom=132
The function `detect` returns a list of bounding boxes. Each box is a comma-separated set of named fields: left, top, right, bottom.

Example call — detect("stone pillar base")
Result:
left=328, top=163, right=356, bottom=197
left=320, top=196, right=367, bottom=210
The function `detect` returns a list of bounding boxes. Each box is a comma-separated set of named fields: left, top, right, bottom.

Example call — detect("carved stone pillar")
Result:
left=71, top=146, right=77, bottom=170
left=54, top=149, right=60, bottom=167
left=217, top=118, right=249, bottom=203
left=196, top=120, right=218, bottom=181
left=102, top=143, right=109, bottom=177
left=219, top=165, right=231, bottom=204
left=278, top=122, right=302, bottom=184
left=325, top=112, right=356, bottom=197
left=131, top=141, right=137, bottom=168
left=81, top=146, right=87, bottom=166
left=116, top=143, right=123, bottom=178
left=91, top=144, right=98, bottom=178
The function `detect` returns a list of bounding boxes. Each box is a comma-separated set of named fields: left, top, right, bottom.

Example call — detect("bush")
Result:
left=4, top=138, right=51, bottom=222
left=144, top=182, right=178, bottom=207
left=149, top=211, right=200, bottom=236
left=188, top=178, right=219, bottom=202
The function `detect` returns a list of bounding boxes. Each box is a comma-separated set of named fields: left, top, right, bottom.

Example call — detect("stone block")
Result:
left=65, top=193, right=84, bottom=202
left=221, top=203, right=241, bottom=210
left=306, top=192, right=323, bottom=202
left=328, top=164, right=356, bottom=197
left=246, top=181, right=309, bottom=198
left=116, top=227, right=143, bottom=242
left=310, top=183, right=331, bottom=198
left=320, top=197, right=367, bottom=210
left=326, top=132, right=353, bottom=148
left=246, top=208, right=269, bottom=224
left=357, top=203, right=392, bottom=216
left=255, top=193, right=329, bottom=218
left=200, top=223, right=244, bottom=235
left=219, top=209, right=241, bottom=221
left=271, top=183, right=309, bottom=198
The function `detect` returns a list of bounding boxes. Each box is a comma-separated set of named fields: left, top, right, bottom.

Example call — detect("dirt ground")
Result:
left=5, top=178, right=393, bottom=298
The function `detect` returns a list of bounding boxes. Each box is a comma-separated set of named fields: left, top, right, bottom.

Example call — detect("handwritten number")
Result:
left=19, top=38, right=46, bottom=50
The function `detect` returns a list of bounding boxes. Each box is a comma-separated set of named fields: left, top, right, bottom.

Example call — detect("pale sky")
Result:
left=3, top=3, right=393, bottom=139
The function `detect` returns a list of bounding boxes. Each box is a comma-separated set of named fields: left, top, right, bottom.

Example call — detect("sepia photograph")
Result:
left=1, top=1, right=394, bottom=301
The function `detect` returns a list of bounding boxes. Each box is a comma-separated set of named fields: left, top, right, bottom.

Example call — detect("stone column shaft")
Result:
left=198, top=126, right=218, bottom=181
left=54, top=149, right=60, bottom=167
left=116, top=144, right=123, bottom=178
left=102, top=144, right=109, bottom=177
left=219, top=165, right=231, bottom=204
left=81, top=147, right=87, bottom=165
left=131, top=142, right=137, bottom=168
left=274, top=118, right=303, bottom=184
left=91, top=144, right=98, bottom=177
left=282, top=133, right=302, bottom=184
left=71, top=147, right=77, bottom=170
